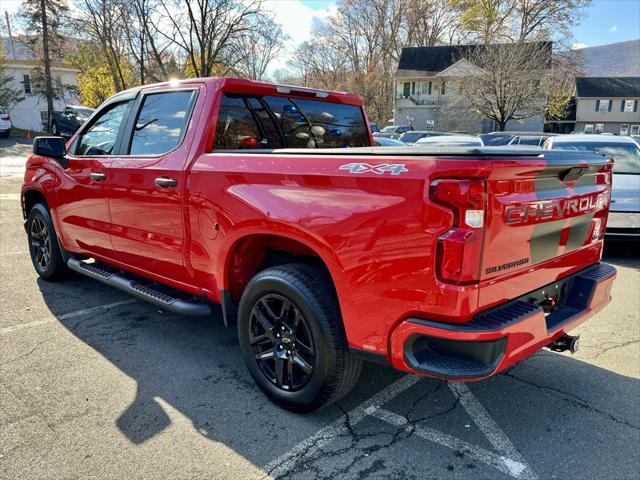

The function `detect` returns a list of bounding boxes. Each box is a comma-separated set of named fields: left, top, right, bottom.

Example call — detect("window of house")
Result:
left=39, top=111, right=48, bottom=131
left=596, top=100, right=610, bottom=112
left=441, top=81, right=446, bottom=95
left=620, top=124, right=629, bottom=135
left=23, top=75, right=31, bottom=94
left=77, top=101, right=131, bottom=156
left=425, top=120, right=435, bottom=132
left=129, top=90, right=197, bottom=155
left=402, top=82, right=411, bottom=97
left=622, top=100, right=637, bottom=112
left=584, top=124, right=594, bottom=133
left=595, top=123, right=605, bottom=134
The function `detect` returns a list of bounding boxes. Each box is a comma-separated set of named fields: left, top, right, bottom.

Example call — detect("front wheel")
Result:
left=238, top=263, right=362, bottom=412
left=27, top=203, right=72, bottom=281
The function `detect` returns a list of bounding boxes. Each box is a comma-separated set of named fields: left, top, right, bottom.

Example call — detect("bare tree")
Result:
left=76, top=0, right=131, bottom=91
left=160, top=0, right=261, bottom=77
left=232, top=15, right=288, bottom=81
left=453, top=42, right=552, bottom=131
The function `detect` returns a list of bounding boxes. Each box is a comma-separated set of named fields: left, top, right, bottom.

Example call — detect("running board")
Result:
left=67, top=257, right=212, bottom=317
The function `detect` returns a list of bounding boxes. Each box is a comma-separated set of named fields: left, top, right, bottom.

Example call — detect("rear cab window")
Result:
left=213, top=93, right=370, bottom=150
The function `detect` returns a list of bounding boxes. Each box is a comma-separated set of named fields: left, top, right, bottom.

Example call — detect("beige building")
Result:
left=574, top=77, right=640, bottom=136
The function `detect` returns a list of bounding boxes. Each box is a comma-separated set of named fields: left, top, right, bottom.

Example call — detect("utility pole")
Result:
left=39, top=0, right=54, bottom=131
left=4, top=11, right=17, bottom=60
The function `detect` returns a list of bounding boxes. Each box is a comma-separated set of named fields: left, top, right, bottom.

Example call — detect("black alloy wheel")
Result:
left=27, top=203, right=72, bottom=281
left=250, top=293, right=315, bottom=391
left=30, top=215, right=52, bottom=271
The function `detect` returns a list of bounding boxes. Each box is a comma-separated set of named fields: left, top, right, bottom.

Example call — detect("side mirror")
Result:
left=33, top=136, right=67, bottom=167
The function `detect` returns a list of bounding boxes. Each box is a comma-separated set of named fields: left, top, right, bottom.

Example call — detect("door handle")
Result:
left=90, top=172, right=106, bottom=181
left=155, top=177, right=178, bottom=188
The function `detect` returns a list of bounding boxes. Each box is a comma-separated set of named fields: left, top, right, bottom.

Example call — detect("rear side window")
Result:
left=553, top=141, right=640, bottom=174
left=129, top=90, right=196, bottom=155
left=213, top=93, right=370, bottom=150
left=214, top=95, right=263, bottom=149
left=77, top=102, right=130, bottom=156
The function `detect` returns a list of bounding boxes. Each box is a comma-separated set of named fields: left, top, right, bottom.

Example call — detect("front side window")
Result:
left=77, top=102, right=130, bottom=156
left=129, top=91, right=196, bottom=155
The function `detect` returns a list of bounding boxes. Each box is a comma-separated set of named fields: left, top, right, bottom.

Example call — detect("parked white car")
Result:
left=544, top=134, right=640, bottom=239
left=415, top=134, right=484, bottom=147
left=0, top=107, right=12, bottom=138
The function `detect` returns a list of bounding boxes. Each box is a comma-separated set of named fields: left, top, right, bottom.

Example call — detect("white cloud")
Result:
left=571, top=43, right=588, bottom=50
left=609, top=25, right=619, bottom=32
left=264, top=0, right=337, bottom=75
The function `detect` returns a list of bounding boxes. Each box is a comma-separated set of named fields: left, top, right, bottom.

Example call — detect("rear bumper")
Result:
left=389, top=262, right=616, bottom=380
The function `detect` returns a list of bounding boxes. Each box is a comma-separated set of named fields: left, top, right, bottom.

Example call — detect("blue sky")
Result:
left=572, top=0, right=640, bottom=48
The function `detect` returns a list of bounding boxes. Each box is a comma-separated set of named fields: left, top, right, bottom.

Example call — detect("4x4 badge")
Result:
left=339, top=163, right=408, bottom=175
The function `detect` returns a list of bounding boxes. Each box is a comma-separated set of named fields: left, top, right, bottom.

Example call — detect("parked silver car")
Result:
left=545, top=134, right=640, bottom=238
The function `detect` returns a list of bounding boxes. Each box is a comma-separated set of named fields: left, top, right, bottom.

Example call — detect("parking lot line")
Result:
left=0, top=194, right=20, bottom=200
left=369, top=406, right=533, bottom=479
left=448, top=381, right=536, bottom=476
left=263, top=374, right=421, bottom=478
left=0, top=299, right=138, bottom=335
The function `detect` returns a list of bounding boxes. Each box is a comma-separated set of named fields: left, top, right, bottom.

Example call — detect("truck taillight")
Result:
left=430, top=179, right=486, bottom=284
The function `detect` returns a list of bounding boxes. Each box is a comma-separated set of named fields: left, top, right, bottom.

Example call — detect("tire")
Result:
left=51, top=122, right=59, bottom=136
left=238, top=263, right=362, bottom=412
left=27, top=203, right=72, bottom=281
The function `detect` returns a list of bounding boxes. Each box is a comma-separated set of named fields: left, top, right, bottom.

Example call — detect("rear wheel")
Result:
left=27, top=203, right=71, bottom=281
left=238, top=263, right=362, bottom=412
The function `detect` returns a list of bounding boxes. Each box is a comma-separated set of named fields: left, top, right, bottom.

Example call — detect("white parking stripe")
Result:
left=369, top=407, right=533, bottom=479
left=0, top=194, right=20, bottom=200
left=0, top=299, right=138, bottom=335
left=263, top=374, right=421, bottom=478
left=448, top=381, right=536, bottom=479
left=1, top=251, right=28, bottom=256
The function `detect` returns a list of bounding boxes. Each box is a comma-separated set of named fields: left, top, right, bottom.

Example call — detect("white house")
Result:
left=2, top=36, right=80, bottom=131
left=394, top=43, right=550, bottom=133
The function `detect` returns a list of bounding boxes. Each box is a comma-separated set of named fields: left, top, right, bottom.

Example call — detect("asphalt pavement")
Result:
left=1, top=136, right=639, bottom=479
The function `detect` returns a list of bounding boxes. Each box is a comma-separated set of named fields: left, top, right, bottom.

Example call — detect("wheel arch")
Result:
left=219, top=230, right=345, bottom=328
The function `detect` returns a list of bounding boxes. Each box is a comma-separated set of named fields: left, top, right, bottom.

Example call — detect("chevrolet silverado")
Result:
left=22, top=77, right=616, bottom=411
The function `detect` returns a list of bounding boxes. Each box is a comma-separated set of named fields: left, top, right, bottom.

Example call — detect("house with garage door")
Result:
left=1, top=36, right=80, bottom=132
left=574, top=77, right=640, bottom=135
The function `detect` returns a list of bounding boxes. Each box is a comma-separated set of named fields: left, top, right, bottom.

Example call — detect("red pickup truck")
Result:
left=22, top=77, right=616, bottom=411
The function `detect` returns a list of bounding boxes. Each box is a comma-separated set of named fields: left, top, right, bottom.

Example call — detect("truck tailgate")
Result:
left=479, top=150, right=612, bottom=309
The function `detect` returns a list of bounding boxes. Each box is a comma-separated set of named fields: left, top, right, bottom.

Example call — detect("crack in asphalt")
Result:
left=503, top=372, right=640, bottom=431
left=0, top=337, right=55, bottom=366
left=580, top=339, right=640, bottom=359
left=267, top=382, right=460, bottom=480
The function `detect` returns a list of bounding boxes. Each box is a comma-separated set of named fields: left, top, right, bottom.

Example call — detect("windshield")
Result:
left=552, top=141, right=640, bottom=174
left=480, top=134, right=514, bottom=146
left=77, top=108, right=94, bottom=119
left=398, top=132, right=425, bottom=143
left=381, top=126, right=396, bottom=133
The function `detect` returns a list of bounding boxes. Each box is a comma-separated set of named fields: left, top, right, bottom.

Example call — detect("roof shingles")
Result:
left=575, top=77, right=640, bottom=98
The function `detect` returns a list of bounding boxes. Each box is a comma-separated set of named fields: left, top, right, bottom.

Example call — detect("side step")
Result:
left=67, top=257, right=212, bottom=317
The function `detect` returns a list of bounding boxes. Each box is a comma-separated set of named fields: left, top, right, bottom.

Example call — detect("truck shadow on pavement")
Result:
left=36, top=241, right=640, bottom=478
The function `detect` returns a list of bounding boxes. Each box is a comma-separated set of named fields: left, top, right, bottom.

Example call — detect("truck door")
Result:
left=55, top=100, right=132, bottom=257
left=107, top=88, right=199, bottom=283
